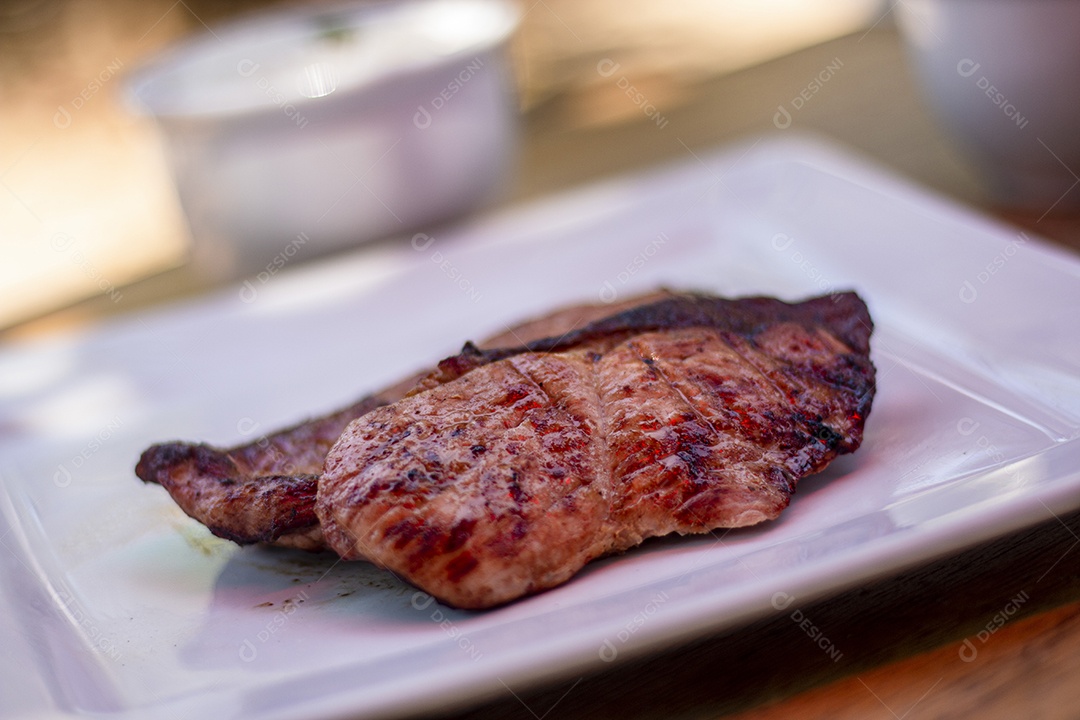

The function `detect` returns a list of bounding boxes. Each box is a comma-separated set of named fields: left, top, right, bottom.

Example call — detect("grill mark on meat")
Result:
left=621, top=338, right=739, bottom=530
left=609, top=332, right=775, bottom=530
left=446, top=552, right=480, bottom=583
left=647, top=344, right=762, bottom=528
left=501, top=357, right=599, bottom=537
left=507, top=356, right=555, bottom=415
left=586, top=342, right=615, bottom=518
left=720, top=331, right=792, bottom=407
left=724, top=328, right=857, bottom=455
left=629, top=338, right=723, bottom=445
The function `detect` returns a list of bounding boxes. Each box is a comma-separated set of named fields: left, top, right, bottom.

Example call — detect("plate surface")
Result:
left=2, top=135, right=1080, bottom=719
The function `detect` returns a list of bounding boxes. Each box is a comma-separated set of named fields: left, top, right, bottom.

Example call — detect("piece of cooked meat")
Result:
left=135, top=394, right=391, bottom=550
left=317, top=292, right=875, bottom=608
left=135, top=291, right=677, bottom=550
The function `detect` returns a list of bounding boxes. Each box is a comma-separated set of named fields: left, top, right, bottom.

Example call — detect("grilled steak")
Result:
left=317, top=292, right=875, bottom=608
left=135, top=291, right=676, bottom=549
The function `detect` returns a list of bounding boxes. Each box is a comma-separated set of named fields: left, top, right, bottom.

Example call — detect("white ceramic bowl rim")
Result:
left=124, top=0, right=519, bottom=121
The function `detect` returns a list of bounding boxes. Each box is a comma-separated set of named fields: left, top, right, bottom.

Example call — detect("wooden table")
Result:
left=5, top=6, right=1080, bottom=718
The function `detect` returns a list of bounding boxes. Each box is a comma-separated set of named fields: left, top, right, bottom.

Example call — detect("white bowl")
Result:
left=125, top=0, right=520, bottom=278
left=896, top=0, right=1080, bottom=213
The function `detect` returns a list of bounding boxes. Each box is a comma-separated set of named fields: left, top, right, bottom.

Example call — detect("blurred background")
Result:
left=2, top=0, right=1074, bottom=338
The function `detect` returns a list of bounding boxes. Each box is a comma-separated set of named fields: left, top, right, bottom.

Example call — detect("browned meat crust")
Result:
left=135, top=291, right=676, bottom=549
left=135, top=396, right=389, bottom=550
left=317, top=292, right=875, bottom=608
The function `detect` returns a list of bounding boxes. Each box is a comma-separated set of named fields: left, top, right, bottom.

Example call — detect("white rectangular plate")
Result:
left=3, top=135, right=1080, bottom=719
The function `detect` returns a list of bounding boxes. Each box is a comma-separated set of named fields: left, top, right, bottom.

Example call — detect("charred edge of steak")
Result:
left=136, top=442, right=320, bottom=544
left=433, top=292, right=873, bottom=385
left=135, top=441, right=235, bottom=484
left=204, top=473, right=321, bottom=545
left=527, top=292, right=872, bottom=355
